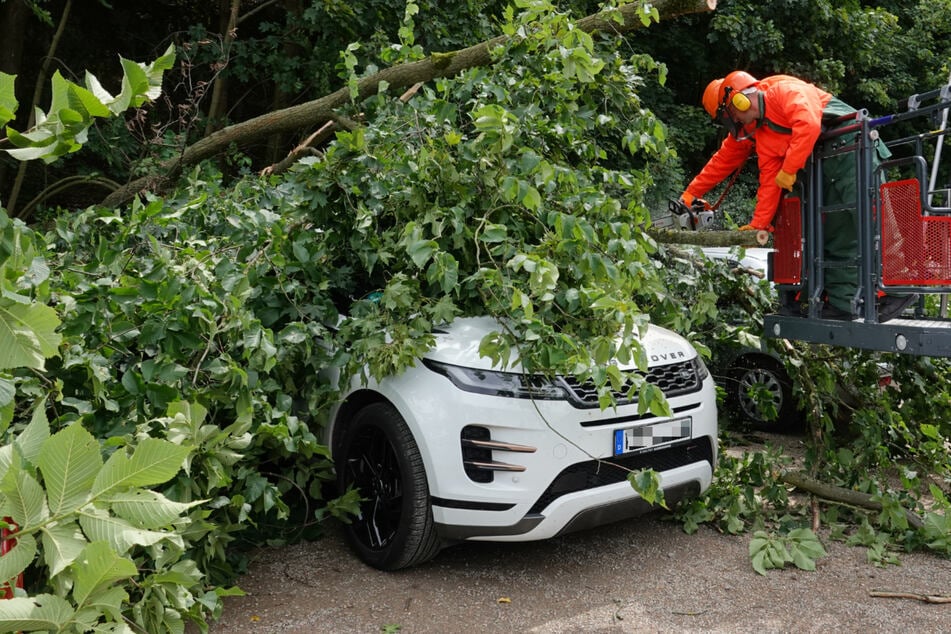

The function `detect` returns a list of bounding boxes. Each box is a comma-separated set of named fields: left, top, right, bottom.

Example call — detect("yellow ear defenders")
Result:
left=720, top=86, right=753, bottom=113
left=731, top=90, right=752, bottom=112
left=717, top=88, right=760, bottom=140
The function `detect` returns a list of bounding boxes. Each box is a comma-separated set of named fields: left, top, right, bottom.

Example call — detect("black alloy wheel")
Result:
left=336, top=402, right=442, bottom=570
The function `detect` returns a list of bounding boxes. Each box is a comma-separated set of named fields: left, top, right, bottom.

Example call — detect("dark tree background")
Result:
left=2, top=0, right=950, bottom=215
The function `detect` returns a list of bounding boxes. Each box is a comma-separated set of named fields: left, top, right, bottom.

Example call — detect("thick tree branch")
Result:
left=649, top=228, right=767, bottom=248
left=102, top=0, right=717, bottom=208
left=262, top=82, right=422, bottom=177
left=781, top=470, right=925, bottom=530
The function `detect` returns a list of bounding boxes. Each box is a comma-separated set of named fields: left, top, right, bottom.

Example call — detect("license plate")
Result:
left=613, top=417, right=692, bottom=456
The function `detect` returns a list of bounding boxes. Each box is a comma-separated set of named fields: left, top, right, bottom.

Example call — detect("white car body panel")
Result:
left=326, top=316, right=717, bottom=543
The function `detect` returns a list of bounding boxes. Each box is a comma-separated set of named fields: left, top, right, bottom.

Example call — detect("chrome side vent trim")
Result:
left=462, top=438, right=536, bottom=453
left=461, top=426, right=535, bottom=483
left=463, top=459, right=527, bottom=473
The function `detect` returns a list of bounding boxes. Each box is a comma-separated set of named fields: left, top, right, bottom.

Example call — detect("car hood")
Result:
left=699, top=246, right=771, bottom=274
left=422, top=316, right=697, bottom=371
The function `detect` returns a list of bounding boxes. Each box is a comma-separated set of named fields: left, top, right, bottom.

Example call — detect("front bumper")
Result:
left=350, top=362, right=717, bottom=543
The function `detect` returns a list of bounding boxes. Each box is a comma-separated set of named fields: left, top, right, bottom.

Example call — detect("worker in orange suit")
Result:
left=681, top=71, right=912, bottom=321
left=682, top=71, right=829, bottom=232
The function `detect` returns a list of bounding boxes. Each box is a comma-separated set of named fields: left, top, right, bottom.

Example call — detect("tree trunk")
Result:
left=0, top=0, right=29, bottom=75
left=203, top=0, right=242, bottom=137
left=101, top=0, right=718, bottom=208
left=264, top=0, right=308, bottom=166
left=0, top=0, right=30, bottom=200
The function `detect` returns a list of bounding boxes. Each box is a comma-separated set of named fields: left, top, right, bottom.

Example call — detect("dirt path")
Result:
left=208, top=513, right=951, bottom=633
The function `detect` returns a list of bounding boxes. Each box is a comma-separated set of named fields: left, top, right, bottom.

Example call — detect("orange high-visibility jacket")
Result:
left=686, top=75, right=833, bottom=229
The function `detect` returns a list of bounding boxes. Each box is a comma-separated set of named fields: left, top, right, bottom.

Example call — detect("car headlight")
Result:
left=690, top=355, right=710, bottom=382
left=423, top=359, right=568, bottom=400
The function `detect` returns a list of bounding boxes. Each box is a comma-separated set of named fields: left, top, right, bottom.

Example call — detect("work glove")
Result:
left=775, top=170, right=796, bottom=192
left=738, top=224, right=771, bottom=246
left=680, top=191, right=711, bottom=210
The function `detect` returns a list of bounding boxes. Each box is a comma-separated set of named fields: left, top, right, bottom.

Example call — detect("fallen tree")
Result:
left=101, top=0, right=717, bottom=208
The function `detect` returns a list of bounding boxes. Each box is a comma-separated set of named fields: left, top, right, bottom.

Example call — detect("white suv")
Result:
left=325, top=316, right=717, bottom=570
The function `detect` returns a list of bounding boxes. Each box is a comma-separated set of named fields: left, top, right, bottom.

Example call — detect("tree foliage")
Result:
left=0, top=0, right=948, bottom=629
left=0, top=2, right=703, bottom=628
left=665, top=248, right=951, bottom=568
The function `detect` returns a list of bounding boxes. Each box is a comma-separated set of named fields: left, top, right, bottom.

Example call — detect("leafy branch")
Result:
left=0, top=403, right=199, bottom=632
left=0, top=44, right=175, bottom=165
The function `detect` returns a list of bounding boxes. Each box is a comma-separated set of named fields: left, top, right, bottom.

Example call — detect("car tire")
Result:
left=727, top=355, right=801, bottom=432
left=336, top=402, right=442, bottom=570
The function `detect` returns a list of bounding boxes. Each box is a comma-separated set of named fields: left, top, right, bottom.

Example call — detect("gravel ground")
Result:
left=208, top=514, right=951, bottom=633
left=207, top=434, right=951, bottom=634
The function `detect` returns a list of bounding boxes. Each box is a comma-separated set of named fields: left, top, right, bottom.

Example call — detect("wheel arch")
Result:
left=728, top=349, right=788, bottom=376
left=329, top=389, right=392, bottom=455
left=329, top=388, right=441, bottom=480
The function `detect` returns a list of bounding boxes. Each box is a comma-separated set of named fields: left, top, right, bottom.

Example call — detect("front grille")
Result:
left=559, top=359, right=702, bottom=409
left=527, top=438, right=714, bottom=514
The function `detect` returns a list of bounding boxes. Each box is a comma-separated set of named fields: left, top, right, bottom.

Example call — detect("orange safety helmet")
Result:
left=701, top=70, right=759, bottom=118
left=702, top=78, right=725, bottom=118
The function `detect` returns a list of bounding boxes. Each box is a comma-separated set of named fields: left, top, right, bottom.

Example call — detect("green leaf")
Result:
left=63, top=77, right=111, bottom=120
left=116, top=57, right=149, bottom=110
left=91, top=437, right=190, bottom=498
left=38, top=421, right=103, bottom=516
left=0, top=532, right=34, bottom=590
left=3, top=46, right=173, bottom=164
left=406, top=238, right=437, bottom=268
left=638, top=382, right=671, bottom=417
left=106, top=489, right=202, bottom=529
left=78, top=508, right=178, bottom=554
left=0, top=377, right=12, bottom=410
left=521, top=186, right=541, bottom=210
left=791, top=547, right=817, bottom=571
left=426, top=252, right=459, bottom=293
left=74, top=585, right=127, bottom=626
left=628, top=469, right=666, bottom=508
left=0, top=73, right=16, bottom=126
left=0, top=300, right=62, bottom=370
left=72, top=541, right=137, bottom=608
left=1, top=469, right=49, bottom=529
left=41, top=521, right=88, bottom=578
left=788, top=527, right=828, bottom=560
left=0, top=594, right=74, bottom=632
left=4, top=142, right=62, bottom=162
left=0, top=446, right=10, bottom=484
left=15, top=402, right=50, bottom=465
left=480, top=223, right=508, bottom=243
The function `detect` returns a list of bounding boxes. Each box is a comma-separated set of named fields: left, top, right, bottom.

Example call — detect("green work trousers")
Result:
left=818, top=97, right=891, bottom=313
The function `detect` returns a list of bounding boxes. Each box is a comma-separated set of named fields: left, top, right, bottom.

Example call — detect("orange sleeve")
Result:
left=750, top=155, right=783, bottom=229
left=685, top=135, right=753, bottom=199
left=772, top=83, right=824, bottom=175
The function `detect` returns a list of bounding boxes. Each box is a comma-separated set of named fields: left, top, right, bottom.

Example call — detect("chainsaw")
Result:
left=654, top=198, right=716, bottom=231
left=655, top=163, right=748, bottom=231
